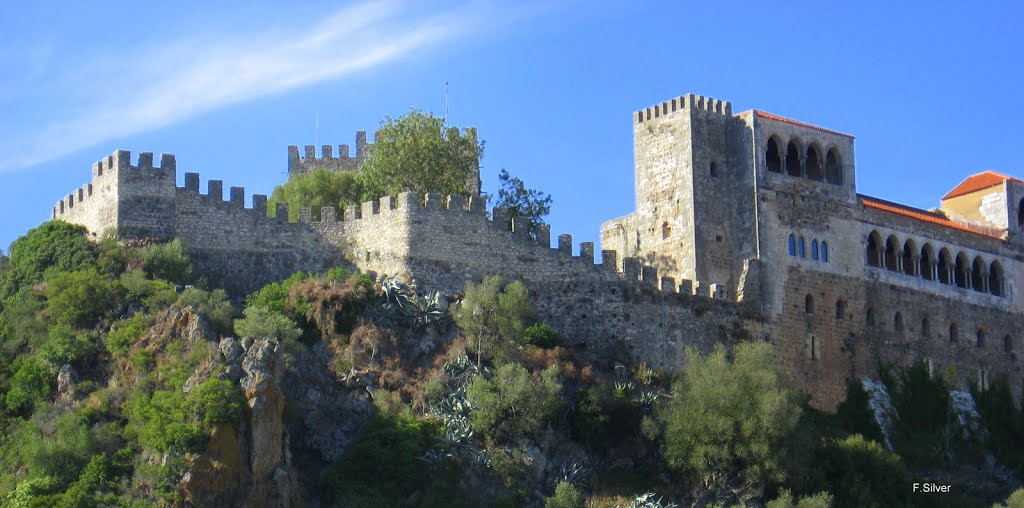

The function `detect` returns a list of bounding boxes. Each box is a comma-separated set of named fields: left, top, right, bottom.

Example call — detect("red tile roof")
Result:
left=941, top=170, right=1023, bottom=200
left=738, top=110, right=855, bottom=139
left=859, top=194, right=1003, bottom=239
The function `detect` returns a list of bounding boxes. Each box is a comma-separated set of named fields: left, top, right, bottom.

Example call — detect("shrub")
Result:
left=23, top=412, right=95, bottom=487
left=1, top=287, right=48, bottom=353
left=522, top=323, right=560, bottom=348
left=233, top=306, right=302, bottom=342
left=546, top=481, right=584, bottom=508
left=188, top=378, right=245, bottom=426
left=288, top=274, right=376, bottom=339
left=323, top=413, right=440, bottom=507
left=0, top=221, right=98, bottom=299
left=5, top=359, right=54, bottom=413
left=245, top=272, right=310, bottom=315
left=175, top=287, right=235, bottom=336
left=884, top=360, right=957, bottom=466
left=644, top=342, right=803, bottom=505
left=119, top=270, right=177, bottom=311
left=140, top=239, right=193, bottom=284
left=766, top=489, right=833, bottom=508
left=467, top=362, right=562, bottom=443
left=125, top=389, right=205, bottom=453
left=973, top=375, right=1024, bottom=477
left=103, top=316, right=146, bottom=358
left=831, top=379, right=885, bottom=443
left=993, top=488, right=1024, bottom=508
left=269, top=169, right=364, bottom=222
left=802, top=434, right=911, bottom=508
left=46, top=270, right=118, bottom=329
left=38, top=326, right=96, bottom=368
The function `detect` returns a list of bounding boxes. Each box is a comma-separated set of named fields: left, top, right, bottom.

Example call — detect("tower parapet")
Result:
left=287, top=131, right=370, bottom=176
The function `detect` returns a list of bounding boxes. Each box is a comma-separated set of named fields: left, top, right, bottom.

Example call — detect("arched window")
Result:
left=866, top=231, right=882, bottom=267
left=805, top=294, right=814, bottom=314
left=825, top=148, right=843, bottom=184
left=821, top=241, right=829, bottom=262
left=806, top=145, right=823, bottom=181
left=950, top=322, right=959, bottom=343
left=710, top=162, right=718, bottom=177
left=835, top=299, right=846, bottom=320
left=662, top=221, right=671, bottom=240
left=921, top=317, right=931, bottom=338
left=920, top=244, right=935, bottom=281
left=1004, top=334, right=1013, bottom=353
left=972, top=256, right=987, bottom=293
left=902, top=239, right=917, bottom=276
left=786, top=141, right=802, bottom=177
left=990, top=261, right=1004, bottom=297
left=811, top=239, right=819, bottom=260
left=788, top=235, right=796, bottom=256
left=766, top=138, right=782, bottom=173
left=866, top=307, right=876, bottom=326
left=954, top=253, right=969, bottom=288
left=938, top=249, right=953, bottom=284
left=798, top=237, right=806, bottom=258
left=884, top=235, right=900, bottom=271
left=894, top=312, right=904, bottom=333
left=977, top=328, right=986, bottom=348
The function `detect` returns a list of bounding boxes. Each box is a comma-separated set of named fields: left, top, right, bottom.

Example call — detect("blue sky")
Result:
left=1, top=0, right=1022, bottom=253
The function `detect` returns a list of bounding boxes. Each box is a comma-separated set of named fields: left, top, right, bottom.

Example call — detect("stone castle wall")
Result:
left=50, top=92, right=1024, bottom=410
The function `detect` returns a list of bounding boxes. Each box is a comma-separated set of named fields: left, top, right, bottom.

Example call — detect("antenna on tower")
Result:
left=315, top=112, right=320, bottom=150
left=444, top=81, right=449, bottom=124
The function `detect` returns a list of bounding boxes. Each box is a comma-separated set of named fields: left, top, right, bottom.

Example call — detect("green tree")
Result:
left=466, top=362, right=562, bottom=443
left=357, top=109, right=482, bottom=199
left=269, top=169, right=364, bottom=222
left=38, top=326, right=96, bottom=368
left=883, top=360, right=956, bottom=466
left=546, top=481, right=584, bottom=508
left=1, top=221, right=98, bottom=299
left=188, top=378, right=245, bottom=426
left=645, top=342, right=803, bottom=505
left=993, top=488, right=1024, bottom=508
left=140, top=239, right=193, bottom=284
left=452, top=276, right=533, bottom=365
left=494, top=169, right=553, bottom=236
left=233, top=306, right=302, bottom=342
left=802, top=434, right=911, bottom=508
left=46, top=270, right=118, bottom=329
left=5, top=359, right=54, bottom=413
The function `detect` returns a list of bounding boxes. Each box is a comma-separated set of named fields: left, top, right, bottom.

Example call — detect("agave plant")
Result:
left=636, top=390, right=660, bottom=411
left=548, top=459, right=591, bottom=488
left=626, top=493, right=679, bottom=508
left=373, top=277, right=450, bottom=330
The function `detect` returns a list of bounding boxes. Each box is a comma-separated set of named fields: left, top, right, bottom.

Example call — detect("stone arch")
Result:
left=1004, top=334, right=1013, bottom=353
left=825, top=148, right=843, bottom=184
left=902, top=238, right=917, bottom=276
left=866, top=307, right=876, bottom=326
left=867, top=231, right=882, bottom=267
left=884, top=234, right=900, bottom=271
left=950, top=322, right=959, bottom=343
left=921, top=317, right=931, bottom=338
left=785, top=139, right=802, bottom=177
left=938, top=248, right=953, bottom=284
left=990, top=260, right=1005, bottom=297
left=894, top=312, right=904, bottom=333
left=811, top=239, right=819, bottom=260
left=766, top=137, right=783, bottom=173
left=805, top=294, right=814, bottom=314
left=788, top=234, right=796, bottom=256
left=920, top=243, right=936, bottom=281
left=954, top=252, right=970, bottom=288
left=835, top=299, right=846, bottom=320
left=971, top=256, right=987, bottom=293
left=976, top=327, right=986, bottom=348
left=821, top=241, right=829, bottom=262
left=806, top=144, right=823, bottom=181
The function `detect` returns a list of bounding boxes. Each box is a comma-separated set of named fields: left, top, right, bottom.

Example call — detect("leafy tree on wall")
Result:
left=493, top=169, right=553, bottom=237
left=357, top=109, right=482, bottom=199
left=268, top=169, right=364, bottom=222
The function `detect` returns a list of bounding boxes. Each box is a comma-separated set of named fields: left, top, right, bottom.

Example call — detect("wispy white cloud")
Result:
left=0, top=0, right=522, bottom=172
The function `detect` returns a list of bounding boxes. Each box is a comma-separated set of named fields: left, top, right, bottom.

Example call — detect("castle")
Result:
left=51, top=93, right=1023, bottom=409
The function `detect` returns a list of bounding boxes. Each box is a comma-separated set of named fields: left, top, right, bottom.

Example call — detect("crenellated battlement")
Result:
left=287, top=131, right=370, bottom=176
left=636, top=93, right=732, bottom=123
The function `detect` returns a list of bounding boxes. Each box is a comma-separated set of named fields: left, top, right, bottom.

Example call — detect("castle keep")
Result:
left=51, top=93, right=1023, bottom=409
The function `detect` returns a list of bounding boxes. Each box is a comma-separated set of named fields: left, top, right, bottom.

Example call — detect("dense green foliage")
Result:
left=174, top=287, right=235, bottom=335
left=233, top=305, right=302, bottom=342
left=882, top=361, right=962, bottom=466
left=494, top=169, right=553, bottom=236
left=140, top=239, right=193, bottom=284
left=46, top=270, right=117, bottom=329
left=764, top=489, right=833, bottom=508
left=0, top=222, right=98, bottom=300
left=973, top=375, right=1024, bottom=477
left=358, top=109, right=482, bottom=199
left=545, top=481, right=584, bottom=508
left=992, top=488, right=1024, bottom=508
left=269, top=169, right=364, bottom=222
left=802, top=434, right=911, bottom=508
left=830, top=379, right=885, bottom=442
left=467, top=362, right=562, bottom=443
left=645, top=342, right=804, bottom=504
left=452, top=276, right=533, bottom=362
left=521, top=322, right=560, bottom=348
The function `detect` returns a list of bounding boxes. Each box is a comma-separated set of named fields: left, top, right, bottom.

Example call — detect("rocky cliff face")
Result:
left=176, top=337, right=300, bottom=508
